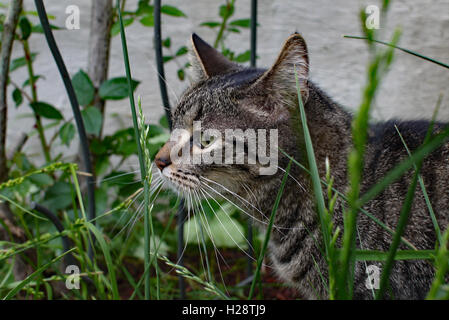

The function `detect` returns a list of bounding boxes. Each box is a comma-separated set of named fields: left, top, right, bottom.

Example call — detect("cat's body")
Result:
left=155, top=33, right=449, bottom=299
left=262, top=82, right=449, bottom=299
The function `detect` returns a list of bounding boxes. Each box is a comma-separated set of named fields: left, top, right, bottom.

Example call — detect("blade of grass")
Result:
left=293, top=66, right=330, bottom=257
left=129, top=201, right=178, bottom=300
left=427, top=224, right=449, bottom=299
left=115, top=0, right=152, bottom=300
left=352, top=249, right=434, bottom=261
left=248, top=160, right=291, bottom=300
left=86, top=222, right=119, bottom=300
left=338, top=29, right=400, bottom=299
left=375, top=157, right=423, bottom=299
left=2, top=248, right=75, bottom=300
left=394, top=125, right=443, bottom=246
left=376, top=97, right=442, bottom=299
left=344, top=35, right=449, bottom=69
left=359, top=125, right=449, bottom=208
left=280, top=149, right=418, bottom=250
left=393, top=94, right=443, bottom=246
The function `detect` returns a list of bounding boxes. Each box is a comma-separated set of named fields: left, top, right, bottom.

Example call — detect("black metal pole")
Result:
left=246, top=0, right=258, bottom=279
left=250, top=0, right=258, bottom=68
left=154, top=0, right=172, bottom=130
left=34, top=0, right=96, bottom=258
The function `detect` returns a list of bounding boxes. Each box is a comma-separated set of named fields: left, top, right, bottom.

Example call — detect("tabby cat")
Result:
left=154, top=33, right=449, bottom=299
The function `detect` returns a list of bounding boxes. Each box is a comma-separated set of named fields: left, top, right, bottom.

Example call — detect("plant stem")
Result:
left=248, top=160, right=291, bottom=299
left=116, top=0, right=152, bottom=299
left=22, top=39, right=51, bottom=163
left=213, top=0, right=234, bottom=49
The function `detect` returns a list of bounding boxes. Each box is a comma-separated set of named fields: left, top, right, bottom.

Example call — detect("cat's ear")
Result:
left=189, top=33, right=240, bottom=81
left=252, top=33, right=309, bottom=102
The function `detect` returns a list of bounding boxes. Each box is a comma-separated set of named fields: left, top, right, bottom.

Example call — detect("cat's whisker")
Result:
left=171, top=191, right=192, bottom=273
left=190, top=191, right=210, bottom=282
left=147, top=62, right=180, bottom=105
left=193, top=189, right=231, bottom=295
left=98, top=169, right=139, bottom=181
left=200, top=176, right=268, bottom=221
left=277, top=165, right=307, bottom=193
left=194, top=189, right=231, bottom=268
left=199, top=187, right=256, bottom=260
left=113, top=179, right=165, bottom=239
left=239, top=182, right=261, bottom=211
left=199, top=179, right=272, bottom=229
left=110, top=188, right=145, bottom=236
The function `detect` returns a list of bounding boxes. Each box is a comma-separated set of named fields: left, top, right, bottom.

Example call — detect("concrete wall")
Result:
left=7, top=0, right=449, bottom=161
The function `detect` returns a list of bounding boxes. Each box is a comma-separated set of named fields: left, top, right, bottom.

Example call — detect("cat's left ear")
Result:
left=189, top=33, right=240, bottom=81
left=252, top=33, right=309, bottom=103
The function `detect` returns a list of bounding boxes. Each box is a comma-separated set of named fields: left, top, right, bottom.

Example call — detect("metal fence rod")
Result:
left=246, top=0, right=258, bottom=279
left=250, top=0, right=258, bottom=68
left=154, top=0, right=172, bottom=130
left=34, top=1, right=96, bottom=242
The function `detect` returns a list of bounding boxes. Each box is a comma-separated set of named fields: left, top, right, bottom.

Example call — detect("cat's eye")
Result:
left=200, top=132, right=215, bottom=149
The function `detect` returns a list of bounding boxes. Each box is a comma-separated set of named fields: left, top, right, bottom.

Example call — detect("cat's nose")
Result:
left=155, top=142, right=173, bottom=171
left=155, top=156, right=172, bottom=171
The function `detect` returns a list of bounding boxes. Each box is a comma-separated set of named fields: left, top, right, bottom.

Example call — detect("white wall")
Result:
left=7, top=0, right=449, bottom=161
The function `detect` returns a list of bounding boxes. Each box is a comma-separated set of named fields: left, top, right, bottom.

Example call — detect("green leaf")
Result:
left=43, top=182, right=73, bottom=211
left=136, top=2, right=153, bottom=16
left=10, top=53, right=37, bottom=72
left=59, top=122, right=75, bottom=146
left=219, top=4, right=234, bottom=19
left=227, top=27, right=240, bottom=33
left=229, top=18, right=251, bottom=28
left=160, top=5, right=186, bottom=17
left=175, top=46, right=188, bottom=56
left=29, top=173, right=53, bottom=187
left=139, top=14, right=153, bottom=27
left=200, top=21, right=221, bottom=28
left=159, top=115, right=169, bottom=129
left=30, top=102, right=63, bottom=120
left=72, top=69, right=95, bottom=106
left=95, top=184, right=108, bottom=215
left=162, top=37, right=171, bottom=48
left=12, top=88, right=23, bottom=107
left=99, top=77, right=140, bottom=100
left=95, top=155, right=110, bottom=176
left=177, top=68, right=185, bottom=81
left=81, top=106, right=102, bottom=136
left=111, top=18, right=133, bottom=36
left=31, top=24, right=61, bottom=33
left=22, top=75, right=42, bottom=87
left=163, top=56, right=173, bottom=63
left=19, top=16, right=32, bottom=40
left=234, top=50, right=251, bottom=63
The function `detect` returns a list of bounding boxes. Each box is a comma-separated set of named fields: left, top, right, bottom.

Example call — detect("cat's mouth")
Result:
left=159, top=166, right=200, bottom=192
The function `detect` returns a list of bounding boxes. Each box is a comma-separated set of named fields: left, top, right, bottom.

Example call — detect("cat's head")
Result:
left=155, top=33, right=309, bottom=198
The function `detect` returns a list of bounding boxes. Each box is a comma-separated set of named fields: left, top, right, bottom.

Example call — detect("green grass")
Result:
left=248, top=160, right=292, bottom=299
left=1, top=1, right=448, bottom=301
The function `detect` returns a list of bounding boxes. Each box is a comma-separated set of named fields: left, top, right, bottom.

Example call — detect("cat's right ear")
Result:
left=251, top=33, right=309, bottom=103
left=189, top=33, right=240, bottom=81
